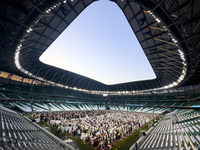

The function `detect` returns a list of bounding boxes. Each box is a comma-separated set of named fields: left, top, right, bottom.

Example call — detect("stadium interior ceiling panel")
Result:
left=0, top=0, right=200, bottom=92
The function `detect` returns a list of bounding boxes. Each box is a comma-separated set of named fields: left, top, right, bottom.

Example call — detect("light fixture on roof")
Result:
left=164, top=86, right=169, bottom=89
left=27, top=28, right=32, bottom=33
left=173, top=82, right=177, bottom=86
left=156, top=18, right=160, bottom=23
left=182, top=62, right=186, bottom=66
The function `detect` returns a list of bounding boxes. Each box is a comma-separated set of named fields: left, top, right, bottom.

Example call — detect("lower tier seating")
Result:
left=0, top=102, right=168, bottom=114
left=140, top=110, right=200, bottom=150
left=0, top=105, right=68, bottom=150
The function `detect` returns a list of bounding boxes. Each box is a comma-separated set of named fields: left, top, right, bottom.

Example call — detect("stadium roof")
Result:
left=0, top=0, right=200, bottom=92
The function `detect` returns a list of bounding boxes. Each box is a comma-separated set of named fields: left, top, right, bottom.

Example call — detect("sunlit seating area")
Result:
left=176, top=110, right=200, bottom=122
left=0, top=105, right=69, bottom=150
left=140, top=110, right=200, bottom=150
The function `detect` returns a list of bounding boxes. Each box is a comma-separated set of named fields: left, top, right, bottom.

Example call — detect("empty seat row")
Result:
left=0, top=105, right=66, bottom=150
left=140, top=110, right=200, bottom=150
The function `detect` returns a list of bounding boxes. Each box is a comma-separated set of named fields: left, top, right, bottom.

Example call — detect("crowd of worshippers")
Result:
left=32, top=110, right=157, bottom=148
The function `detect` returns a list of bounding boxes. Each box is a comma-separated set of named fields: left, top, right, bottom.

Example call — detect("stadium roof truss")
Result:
left=0, top=0, right=200, bottom=93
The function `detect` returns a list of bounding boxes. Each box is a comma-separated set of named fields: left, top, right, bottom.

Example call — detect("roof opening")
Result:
left=40, top=0, right=156, bottom=85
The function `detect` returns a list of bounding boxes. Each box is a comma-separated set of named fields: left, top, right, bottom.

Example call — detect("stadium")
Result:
left=0, top=0, right=200, bottom=149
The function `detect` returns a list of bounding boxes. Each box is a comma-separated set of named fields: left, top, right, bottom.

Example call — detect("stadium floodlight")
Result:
left=164, top=86, right=169, bottom=89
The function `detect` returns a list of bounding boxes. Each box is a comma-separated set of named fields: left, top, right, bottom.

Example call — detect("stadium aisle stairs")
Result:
left=32, top=103, right=49, bottom=111
left=69, top=104, right=80, bottom=111
left=60, top=104, right=72, bottom=111
left=14, top=103, right=32, bottom=112
left=78, top=104, right=86, bottom=111
left=48, top=103, right=60, bottom=111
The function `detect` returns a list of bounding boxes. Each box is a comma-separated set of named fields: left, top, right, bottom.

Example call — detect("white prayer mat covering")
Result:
left=37, top=110, right=158, bottom=145
left=35, top=119, right=40, bottom=122
left=64, top=139, right=73, bottom=143
left=50, top=120, right=61, bottom=125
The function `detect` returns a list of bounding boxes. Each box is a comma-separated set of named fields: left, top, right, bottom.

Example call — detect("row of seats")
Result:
left=130, top=107, right=166, bottom=114
left=0, top=105, right=66, bottom=150
left=140, top=110, right=200, bottom=150
left=176, top=110, right=200, bottom=121
left=0, top=92, right=68, bottom=101
left=1, top=102, right=168, bottom=114
left=1, top=83, right=100, bottom=99
left=3, top=83, right=199, bottom=102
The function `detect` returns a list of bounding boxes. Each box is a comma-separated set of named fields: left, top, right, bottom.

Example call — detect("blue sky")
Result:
left=40, top=0, right=156, bottom=85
